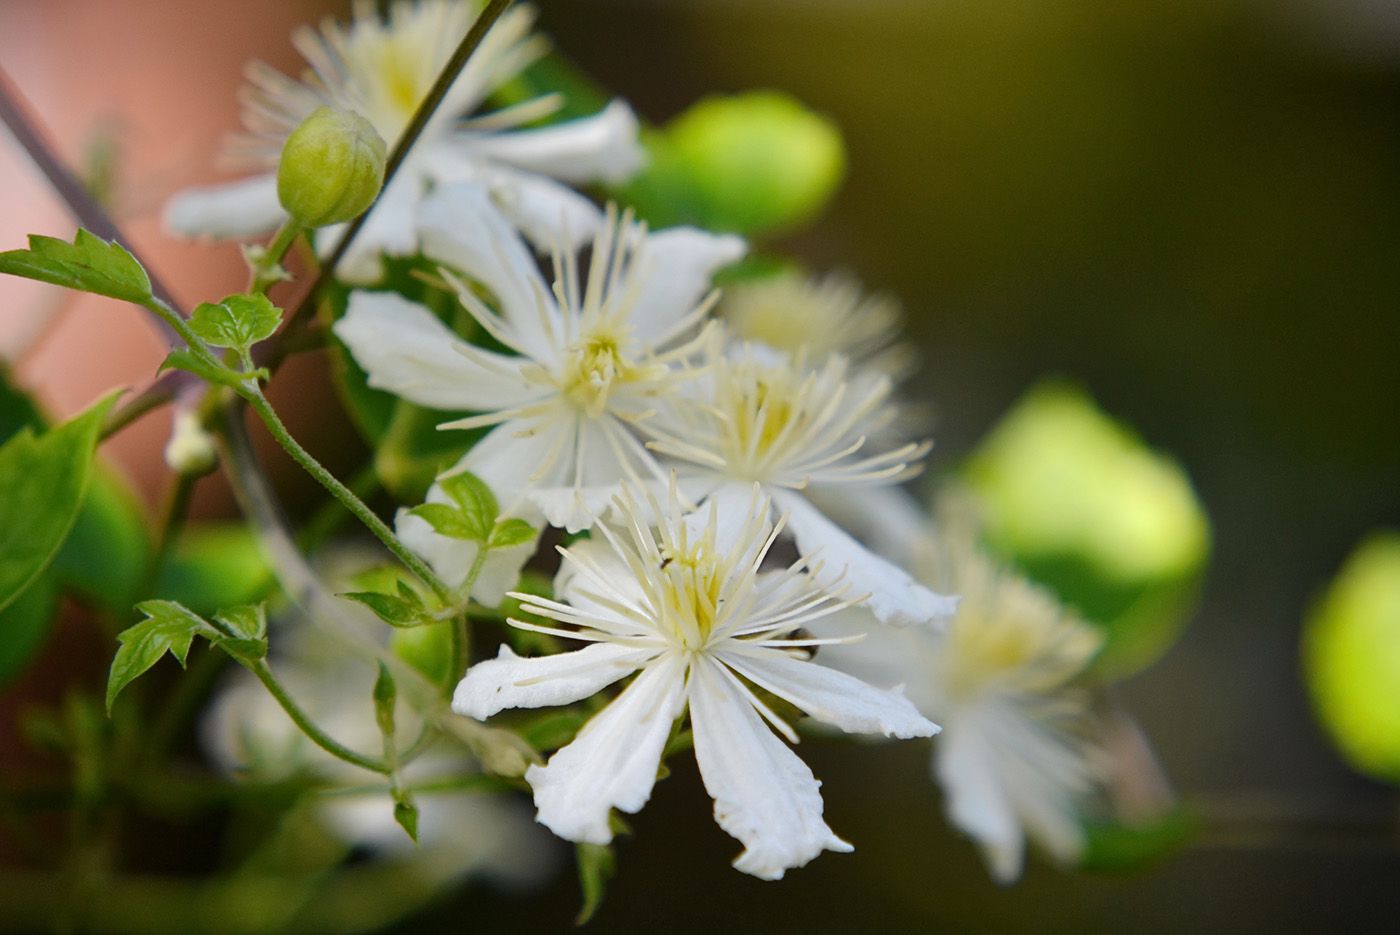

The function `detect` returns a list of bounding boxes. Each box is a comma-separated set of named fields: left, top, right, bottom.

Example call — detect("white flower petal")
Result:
left=453, top=642, right=652, bottom=721
left=805, top=483, right=935, bottom=566
left=163, top=174, right=284, bottom=239
left=484, top=166, right=604, bottom=253
left=460, top=417, right=573, bottom=526
left=469, top=100, right=645, bottom=184
left=688, top=655, right=851, bottom=880
left=334, top=290, right=540, bottom=411
left=628, top=227, right=747, bottom=346
left=935, top=718, right=1025, bottom=884
left=716, top=648, right=937, bottom=739
left=316, top=169, right=424, bottom=284
left=772, top=489, right=957, bottom=627
left=417, top=182, right=560, bottom=360
left=527, top=654, right=686, bottom=844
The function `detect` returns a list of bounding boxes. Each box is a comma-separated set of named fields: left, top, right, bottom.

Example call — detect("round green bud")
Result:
left=277, top=107, right=386, bottom=228
left=962, top=381, right=1211, bottom=674
left=632, top=91, right=845, bottom=235
left=1304, top=533, right=1400, bottom=782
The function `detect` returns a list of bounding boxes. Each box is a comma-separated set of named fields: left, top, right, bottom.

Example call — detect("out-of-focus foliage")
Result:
left=615, top=91, right=845, bottom=236
left=152, top=523, right=274, bottom=616
left=1304, top=533, right=1400, bottom=782
left=962, top=381, right=1209, bottom=674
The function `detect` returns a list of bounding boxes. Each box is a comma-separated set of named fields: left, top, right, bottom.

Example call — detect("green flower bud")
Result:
left=962, top=381, right=1211, bottom=675
left=1304, top=533, right=1400, bottom=783
left=277, top=107, right=386, bottom=228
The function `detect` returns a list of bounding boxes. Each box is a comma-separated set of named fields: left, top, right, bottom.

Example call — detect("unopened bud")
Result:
left=277, top=107, right=386, bottom=228
left=164, top=409, right=217, bottom=475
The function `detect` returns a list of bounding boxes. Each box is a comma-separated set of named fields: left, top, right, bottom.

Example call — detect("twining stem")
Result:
left=251, top=220, right=303, bottom=295
left=247, top=660, right=391, bottom=775
left=446, top=546, right=491, bottom=693
left=278, top=0, right=515, bottom=339
left=240, top=386, right=453, bottom=604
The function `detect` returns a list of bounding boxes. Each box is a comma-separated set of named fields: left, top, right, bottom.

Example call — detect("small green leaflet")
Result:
left=490, top=518, right=537, bottom=550
left=188, top=293, right=283, bottom=352
left=160, top=348, right=266, bottom=387
left=0, top=230, right=152, bottom=304
left=0, top=391, right=118, bottom=615
left=409, top=471, right=537, bottom=549
left=106, top=601, right=217, bottom=713
left=439, top=471, right=498, bottom=540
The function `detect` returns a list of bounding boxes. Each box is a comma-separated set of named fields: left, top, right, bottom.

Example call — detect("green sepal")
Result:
left=0, top=229, right=151, bottom=304
left=575, top=841, right=617, bottom=926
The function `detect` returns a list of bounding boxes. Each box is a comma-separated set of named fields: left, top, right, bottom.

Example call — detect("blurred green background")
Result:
left=509, top=2, right=1400, bottom=931
left=7, top=0, right=1400, bottom=931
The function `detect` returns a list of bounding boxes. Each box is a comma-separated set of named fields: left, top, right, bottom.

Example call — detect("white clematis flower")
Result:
left=720, top=269, right=913, bottom=380
left=453, top=486, right=938, bottom=880
left=815, top=523, right=1106, bottom=883
left=645, top=341, right=957, bottom=626
left=335, top=184, right=745, bottom=533
left=164, top=0, right=644, bottom=281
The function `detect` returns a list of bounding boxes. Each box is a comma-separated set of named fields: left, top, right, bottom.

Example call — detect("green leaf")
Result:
left=0, top=392, right=117, bottom=615
left=393, top=796, right=420, bottom=843
left=373, top=662, right=397, bottom=739
left=342, top=590, right=428, bottom=628
left=214, top=604, right=267, bottom=640
left=489, top=518, right=537, bottom=550
left=106, top=600, right=216, bottom=712
left=0, top=573, right=58, bottom=685
left=188, top=293, right=283, bottom=351
left=439, top=471, right=498, bottom=539
left=407, top=503, right=482, bottom=541
left=0, top=229, right=152, bottom=304
left=53, top=469, right=152, bottom=613
left=160, top=348, right=263, bottom=387
left=575, top=842, right=616, bottom=926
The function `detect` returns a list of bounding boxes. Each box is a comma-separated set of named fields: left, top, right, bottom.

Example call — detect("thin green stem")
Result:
left=247, top=659, right=390, bottom=775
left=250, top=220, right=303, bottom=294
left=241, top=386, right=452, bottom=603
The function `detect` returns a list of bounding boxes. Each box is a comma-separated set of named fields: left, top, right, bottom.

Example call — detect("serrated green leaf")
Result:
left=0, top=229, right=152, bottom=304
left=489, top=518, right=537, bottom=550
left=106, top=600, right=216, bottom=712
left=212, top=636, right=267, bottom=662
left=214, top=604, right=267, bottom=640
left=575, top=842, right=616, bottom=926
left=0, top=391, right=118, bottom=615
left=159, top=348, right=261, bottom=387
left=188, top=293, right=283, bottom=351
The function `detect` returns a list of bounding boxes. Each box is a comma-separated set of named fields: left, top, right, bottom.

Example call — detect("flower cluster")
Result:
left=164, top=0, right=1120, bottom=888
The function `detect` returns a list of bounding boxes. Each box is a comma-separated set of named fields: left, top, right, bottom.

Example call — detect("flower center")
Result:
left=657, top=546, right=725, bottom=651
left=561, top=332, right=635, bottom=418
left=721, top=368, right=805, bottom=479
